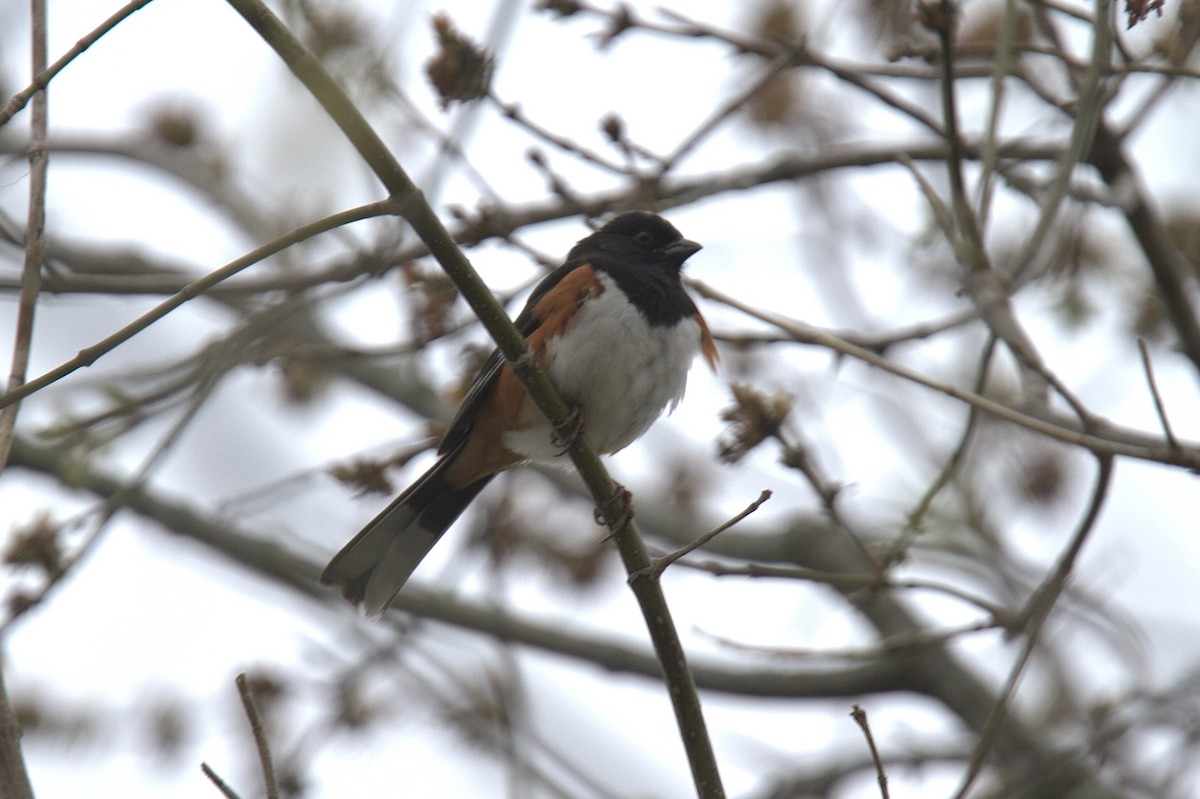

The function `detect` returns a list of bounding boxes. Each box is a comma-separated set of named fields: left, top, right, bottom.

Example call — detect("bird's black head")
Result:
left=574, top=211, right=702, bottom=270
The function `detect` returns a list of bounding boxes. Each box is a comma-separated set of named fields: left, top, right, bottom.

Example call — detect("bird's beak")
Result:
left=664, top=238, right=702, bottom=262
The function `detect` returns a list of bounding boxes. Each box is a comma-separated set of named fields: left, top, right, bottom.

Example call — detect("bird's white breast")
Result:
left=504, top=272, right=702, bottom=462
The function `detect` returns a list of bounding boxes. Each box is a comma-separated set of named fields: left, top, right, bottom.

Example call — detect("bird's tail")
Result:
left=320, top=454, right=492, bottom=616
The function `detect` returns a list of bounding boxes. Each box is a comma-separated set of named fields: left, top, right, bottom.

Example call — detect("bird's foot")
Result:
left=551, top=406, right=584, bottom=454
left=594, top=483, right=634, bottom=536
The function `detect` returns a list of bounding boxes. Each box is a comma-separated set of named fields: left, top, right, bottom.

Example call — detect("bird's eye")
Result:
left=635, top=231, right=653, bottom=246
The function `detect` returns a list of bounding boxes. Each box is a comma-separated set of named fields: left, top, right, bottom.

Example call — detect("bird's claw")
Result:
left=551, top=406, right=584, bottom=454
left=594, top=483, right=634, bottom=536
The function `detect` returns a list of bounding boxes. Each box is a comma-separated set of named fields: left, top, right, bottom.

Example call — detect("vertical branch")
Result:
left=975, top=0, right=1019, bottom=229
left=0, top=666, right=34, bottom=799
left=1013, top=0, right=1113, bottom=281
left=931, top=0, right=984, bottom=262
left=0, top=9, right=49, bottom=799
left=235, top=673, right=280, bottom=799
left=0, top=0, right=50, bottom=472
left=929, top=0, right=1096, bottom=420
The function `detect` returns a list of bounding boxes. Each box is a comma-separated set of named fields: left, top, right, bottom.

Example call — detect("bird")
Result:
left=320, top=211, right=718, bottom=615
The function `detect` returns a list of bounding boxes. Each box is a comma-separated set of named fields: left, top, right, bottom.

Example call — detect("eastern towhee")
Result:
left=321, top=211, right=718, bottom=615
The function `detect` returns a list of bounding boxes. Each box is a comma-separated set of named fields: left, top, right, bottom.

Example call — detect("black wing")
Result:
left=436, top=259, right=582, bottom=455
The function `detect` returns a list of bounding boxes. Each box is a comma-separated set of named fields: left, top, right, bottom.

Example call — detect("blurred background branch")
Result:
left=3, top=0, right=1200, bottom=796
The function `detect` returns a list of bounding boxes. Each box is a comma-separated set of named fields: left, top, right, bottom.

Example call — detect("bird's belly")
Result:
left=503, top=285, right=701, bottom=462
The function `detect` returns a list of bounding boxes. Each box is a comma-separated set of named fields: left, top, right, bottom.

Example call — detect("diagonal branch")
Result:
left=1086, top=121, right=1200, bottom=379
left=1, top=431, right=1124, bottom=797
left=950, top=454, right=1115, bottom=798
left=0, top=0, right=156, bottom=128
left=7, top=431, right=898, bottom=701
left=0, top=200, right=397, bottom=411
left=693, top=280, right=1200, bottom=469
left=221, top=1, right=724, bottom=794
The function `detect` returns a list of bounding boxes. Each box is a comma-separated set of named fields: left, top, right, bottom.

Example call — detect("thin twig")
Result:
left=0, top=0, right=156, bottom=127
left=0, top=135, right=1067, bottom=294
left=930, top=0, right=1096, bottom=424
left=0, top=0, right=51, bottom=474
left=1137, top=337, right=1179, bottom=450
left=706, top=620, right=998, bottom=662
left=0, top=199, right=396, bottom=410
left=641, top=490, right=772, bottom=578
left=200, top=762, right=244, bottom=799
left=932, top=0, right=984, bottom=253
left=656, top=51, right=795, bottom=176
left=4, top=366, right=224, bottom=627
left=712, top=306, right=979, bottom=355
left=774, top=429, right=845, bottom=515
left=950, top=453, right=1114, bottom=799
left=1088, top=121, right=1200, bottom=376
left=850, top=705, right=890, bottom=799
left=490, top=92, right=625, bottom=175
left=692, top=279, right=1200, bottom=469
left=658, top=8, right=946, bottom=134
left=1012, top=0, right=1114, bottom=284
left=682, top=558, right=1009, bottom=620
left=235, top=673, right=280, bottom=799
left=896, top=153, right=960, bottom=253
left=900, top=336, right=998, bottom=548
left=975, top=0, right=1019, bottom=229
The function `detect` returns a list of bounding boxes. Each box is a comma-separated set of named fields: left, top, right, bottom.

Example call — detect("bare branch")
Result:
left=0, top=200, right=397, bottom=410
left=850, top=705, right=890, bottom=799
left=200, top=762, right=244, bottom=799
left=693, top=280, right=1200, bottom=469
left=222, top=2, right=726, bottom=793
left=0, top=0, right=156, bottom=128
left=0, top=0, right=50, bottom=472
left=641, top=489, right=772, bottom=578
left=0, top=667, right=34, bottom=799
left=6, top=431, right=896, bottom=701
left=235, top=673, right=280, bottom=799
left=1138, top=338, right=1180, bottom=449
left=951, top=453, right=1115, bottom=798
